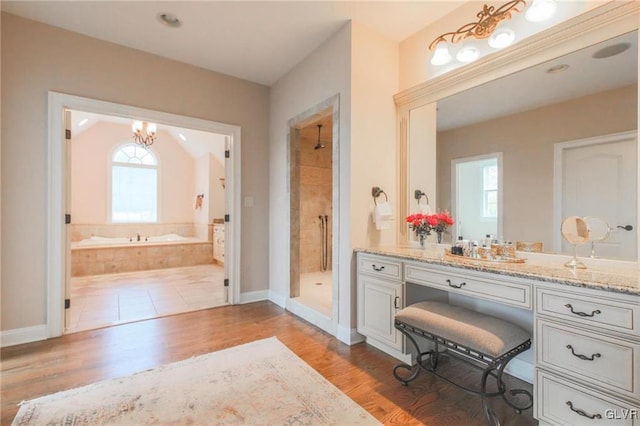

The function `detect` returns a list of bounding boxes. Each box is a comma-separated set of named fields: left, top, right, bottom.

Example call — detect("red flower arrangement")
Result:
left=406, top=211, right=454, bottom=236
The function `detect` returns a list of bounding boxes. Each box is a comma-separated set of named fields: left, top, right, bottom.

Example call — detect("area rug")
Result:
left=13, top=337, right=379, bottom=425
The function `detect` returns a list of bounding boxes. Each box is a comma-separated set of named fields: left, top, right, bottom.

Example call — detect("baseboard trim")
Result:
left=505, top=357, right=534, bottom=384
left=336, top=325, right=364, bottom=346
left=239, top=290, right=269, bottom=304
left=1, top=324, right=47, bottom=347
left=268, top=291, right=287, bottom=308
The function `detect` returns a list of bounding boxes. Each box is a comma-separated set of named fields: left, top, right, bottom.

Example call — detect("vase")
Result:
left=436, top=231, right=443, bottom=244
left=418, top=232, right=428, bottom=248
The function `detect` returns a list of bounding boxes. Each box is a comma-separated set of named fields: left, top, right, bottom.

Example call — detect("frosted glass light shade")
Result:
left=525, top=0, right=557, bottom=22
left=488, top=28, right=516, bottom=49
left=430, top=42, right=452, bottom=66
left=456, top=45, right=480, bottom=63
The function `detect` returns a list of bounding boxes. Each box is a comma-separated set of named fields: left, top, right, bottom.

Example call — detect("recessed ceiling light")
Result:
left=546, top=64, right=569, bottom=74
left=157, top=13, right=182, bottom=28
left=78, top=118, right=89, bottom=126
left=592, top=43, right=631, bottom=59
left=178, top=133, right=187, bottom=141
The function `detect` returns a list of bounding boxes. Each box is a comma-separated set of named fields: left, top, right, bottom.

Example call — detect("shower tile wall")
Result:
left=299, top=134, right=332, bottom=273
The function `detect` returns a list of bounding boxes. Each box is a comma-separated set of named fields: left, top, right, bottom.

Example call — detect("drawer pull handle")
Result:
left=446, top=279, right=466, bottom=289
left=371, top=265, right=385, bottom=272
left=566, top=345, right=601, bottom=361
left=564, top=304, right=601, bottom=317
left=394, top=296, right=400, bottom=310
left=566, top=401, right=602, bottom=419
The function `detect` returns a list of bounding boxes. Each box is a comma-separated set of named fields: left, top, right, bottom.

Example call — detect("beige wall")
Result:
left=71, top=123, right=195, bottom=224
left=351, top=22, right=399, bottom=251
left=1, top=13, right=269, bottom=331
left=269, top=23, right=352, bottom=333
left=437, top=84, right=637, bottom=250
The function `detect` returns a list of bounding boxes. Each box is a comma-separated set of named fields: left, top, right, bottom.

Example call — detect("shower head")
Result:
left=314, top=124, right=325, bottom=150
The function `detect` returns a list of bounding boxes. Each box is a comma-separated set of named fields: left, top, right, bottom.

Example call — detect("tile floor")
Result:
left=296, top=270, right=332, bottom=317
left=67, top=264, right=226, bottom=333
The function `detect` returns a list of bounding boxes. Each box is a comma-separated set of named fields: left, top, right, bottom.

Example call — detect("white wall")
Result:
left=1, top=13, right=269, bottom=332
left=269, top=23, right=352, bottom=334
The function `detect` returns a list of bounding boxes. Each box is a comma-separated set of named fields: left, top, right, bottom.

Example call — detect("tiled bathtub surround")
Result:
left=72, top=241, right=214, bottom=277
left=71, top=223, right=216, bottom=242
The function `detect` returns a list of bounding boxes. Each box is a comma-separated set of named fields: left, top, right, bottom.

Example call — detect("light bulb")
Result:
left=456, top=45, right=480, bottom=63
left=488, top=28, right=516, bottom=49
left=525, top=0, right=557, bottom=22
left=132, top=120, right=143, bottom=132
left=146, top=122, right=157, bottom=135
left=430, top=42, right=452, bottom=66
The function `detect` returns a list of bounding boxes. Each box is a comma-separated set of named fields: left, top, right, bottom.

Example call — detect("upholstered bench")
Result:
left=393, top=301, right=533, bottom=426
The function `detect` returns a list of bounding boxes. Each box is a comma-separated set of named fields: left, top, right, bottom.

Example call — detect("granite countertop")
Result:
left=355, top=246, right=640, bottom=296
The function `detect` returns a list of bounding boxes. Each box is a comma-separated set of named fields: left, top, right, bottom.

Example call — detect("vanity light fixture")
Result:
left=429, top=0, right=557, bottom=66
left=428, top=0, right=526, bottom=66
left=132, top=120, right=157, bottom=148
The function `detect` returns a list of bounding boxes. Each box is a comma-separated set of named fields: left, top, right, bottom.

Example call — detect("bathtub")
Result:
left=71, top=233, right=214, bottom=276
left=72, top=233, right=192, bottom=247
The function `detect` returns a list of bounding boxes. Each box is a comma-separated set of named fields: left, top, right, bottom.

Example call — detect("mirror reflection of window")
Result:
left=482, top=164, right=498, bottom=218
left=453, top=154, right=502, bottom=242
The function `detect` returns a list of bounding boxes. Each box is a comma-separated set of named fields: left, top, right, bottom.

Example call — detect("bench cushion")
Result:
left=395, top=301, right=530, bottom=358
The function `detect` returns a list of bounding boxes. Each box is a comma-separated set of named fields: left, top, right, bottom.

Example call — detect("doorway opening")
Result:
left=287, top=95, right=339, bottom=335
left=65, top=109, right=229, bottom=333
left=46, top=92, right=241, bottom=339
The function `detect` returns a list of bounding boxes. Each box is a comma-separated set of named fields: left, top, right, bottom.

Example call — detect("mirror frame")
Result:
left=394, top=1, right=640, bottom=262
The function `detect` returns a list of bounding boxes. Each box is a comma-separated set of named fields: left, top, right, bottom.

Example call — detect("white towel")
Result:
left=374, top=202, right=393, bottom=230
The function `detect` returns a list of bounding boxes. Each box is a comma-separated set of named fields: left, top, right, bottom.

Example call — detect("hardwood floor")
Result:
left=1, top=302, right=537, bottom=425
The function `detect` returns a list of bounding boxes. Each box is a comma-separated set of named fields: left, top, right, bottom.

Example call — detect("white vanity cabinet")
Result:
left=213, top=224, right=225, bottom=265
left=534, top=285, right=640, bottom=425
left=356, top=253, right=405, bottom=359
left=355, top=247, right=640, bottom=425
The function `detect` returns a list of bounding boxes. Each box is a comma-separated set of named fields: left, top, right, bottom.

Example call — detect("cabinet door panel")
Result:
left=357, top=275, right=402, bottom=350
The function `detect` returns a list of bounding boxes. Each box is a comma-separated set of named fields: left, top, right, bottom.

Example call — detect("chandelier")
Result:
left=429, top=0, right=557, bottom=66
left=132, top=120, right=157, bottom=148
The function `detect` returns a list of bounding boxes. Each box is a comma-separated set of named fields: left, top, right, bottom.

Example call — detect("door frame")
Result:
left=47, top=91, right=242, bottom=338
left=552, top=130, right=637, bottom=255
left=286, top=94, right=340, bottom=337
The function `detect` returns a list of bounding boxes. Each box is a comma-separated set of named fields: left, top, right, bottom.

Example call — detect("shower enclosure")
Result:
left=289, top=112, right=333, bottom=318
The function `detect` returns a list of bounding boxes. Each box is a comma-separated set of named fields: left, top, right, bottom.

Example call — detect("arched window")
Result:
left=111, top=143, right=158, bottom=222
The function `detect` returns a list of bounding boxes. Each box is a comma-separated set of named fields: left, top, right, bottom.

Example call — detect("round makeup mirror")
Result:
left=561, top=216, right=589, bottom=268
left=583, top=216, right=612, bottom=258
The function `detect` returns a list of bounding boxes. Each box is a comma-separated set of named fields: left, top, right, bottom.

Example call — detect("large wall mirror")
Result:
left=399, top=3, right=639, bottom=262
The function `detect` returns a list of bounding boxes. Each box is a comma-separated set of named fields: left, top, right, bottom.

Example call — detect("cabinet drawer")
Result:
left=537, top=319, right=640, bottom=400
left=537, top=287, right=639, bottom=336
left=358, top=254, right=402, bottom=281
left=536, top=370, right=638, bottom=426
left=404, top=263, right=531, bottom=308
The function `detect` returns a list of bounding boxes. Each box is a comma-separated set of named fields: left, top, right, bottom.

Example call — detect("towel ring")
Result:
left=415, top=189, right=429, bottom=206
left=372, top=186, right=388, bottom=205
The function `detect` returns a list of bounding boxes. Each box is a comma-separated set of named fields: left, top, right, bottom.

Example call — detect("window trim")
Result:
left=108, top=142, right=161, bottom=224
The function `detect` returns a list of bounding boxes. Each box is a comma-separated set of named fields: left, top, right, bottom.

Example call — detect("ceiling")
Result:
left=71, top=110, right=227, bottom=163
left=1, top=1, right=464, bottom=86
left=437, top=30, right=638, bottom=131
